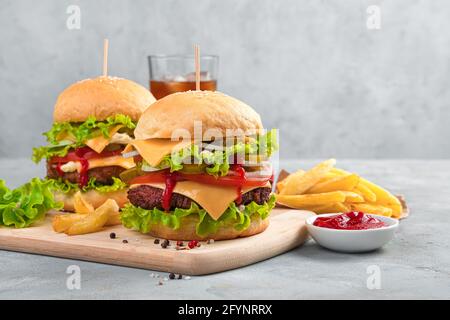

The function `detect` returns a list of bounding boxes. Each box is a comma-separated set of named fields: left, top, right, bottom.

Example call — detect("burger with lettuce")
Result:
left=32, top=76, right=156, bottom=211
left=120, top=91, right=277, bottom=240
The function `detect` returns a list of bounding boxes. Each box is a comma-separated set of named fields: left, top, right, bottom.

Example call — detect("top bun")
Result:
left=134, top=91, right=263, bottom=140
left=53, top=76, right=156, bottom=123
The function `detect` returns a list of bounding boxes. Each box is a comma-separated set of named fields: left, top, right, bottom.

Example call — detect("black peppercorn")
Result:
left=109, top=232, right=116, bottom=239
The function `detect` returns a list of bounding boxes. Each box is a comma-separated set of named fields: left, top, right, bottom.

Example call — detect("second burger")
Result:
left=33, top=76, right=156, bottom=211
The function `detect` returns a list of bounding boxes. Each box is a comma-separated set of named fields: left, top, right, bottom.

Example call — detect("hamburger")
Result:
left=32, top=76, right=156, bottom=211
left=120, top=91, right=278, bottom=240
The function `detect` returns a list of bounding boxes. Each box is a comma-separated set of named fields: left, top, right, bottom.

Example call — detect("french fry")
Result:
left=105, top=211, right=122, bottom=226
left=276, top=191, right=346, bottom=209
left=66, top=199, right=119, bottom=235
left=52, top=209, right=121, bottom=233
left=73, top=191, right=94, bottom=214
left=318, top=171, right=344, bottom=183
left=330, top=168, right=349, bottom=176
left=354, top=183, right=377, bottom=202
left=277, top=171, right=304, bottom=193
left=342, top=191, right=364, bottom=203
left=307, top=174, right=359, bottom=194
left=52, top=214, right=86, bottom=233
left=277, top=169, right=304, bottom=194
left=279, top=159, right=336, bottom=195
left=333, top=169, right=401, bottom=217
left=306, top=202, right=350, bottom=214
left=359, top=178, right=402, bottom=218
left=275, top=160, right=404, bottom=219
left=350, top=203, right=393, bottom=217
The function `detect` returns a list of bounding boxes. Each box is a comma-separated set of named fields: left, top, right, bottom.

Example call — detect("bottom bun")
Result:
left=54, top=189, right=129, bottom=212
left=147, top=215, right=270, bottom=241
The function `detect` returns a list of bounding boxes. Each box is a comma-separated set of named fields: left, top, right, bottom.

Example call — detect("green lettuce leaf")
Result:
left=150, top=129, right=278, bottom=177
left=32, top=115, right=136, bottom=163
left=46, top=177, right=127, bottom=194
left=0, top=178, right=63, bottom=228
left=120, top=194, right=276, bottom=238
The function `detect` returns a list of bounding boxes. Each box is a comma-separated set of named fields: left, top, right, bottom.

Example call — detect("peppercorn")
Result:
left=122, top=239, right=128, bottom=244
left=154, top=239, right=160, bottom=244
left=178, top=274, right=183, bottom=280
left=109, top=232, right=116, bottom=239
left=188, top=240, right=198, bottom=249
left=169, top=273, right=175, bottom=280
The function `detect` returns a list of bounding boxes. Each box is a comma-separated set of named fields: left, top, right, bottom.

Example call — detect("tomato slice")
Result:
left=129, top=171, right=169, bottom=185
left=129, top=170, right=271, bottom=188
left=50, top=146, right=123, bottom=163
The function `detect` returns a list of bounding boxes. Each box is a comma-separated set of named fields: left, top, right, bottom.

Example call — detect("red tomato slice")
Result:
left=50, top=146, right=123, bottom=163
left=129, top=172, right=169, bottom=185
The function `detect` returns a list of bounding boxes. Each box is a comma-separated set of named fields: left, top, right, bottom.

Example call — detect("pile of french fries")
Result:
left=276, top=159, right=403, bottom=218
left=52, top=192, right=121, bottom=235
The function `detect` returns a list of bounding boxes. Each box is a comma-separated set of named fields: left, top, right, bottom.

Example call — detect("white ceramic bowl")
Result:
left=306, top=213, right=399, bottom=253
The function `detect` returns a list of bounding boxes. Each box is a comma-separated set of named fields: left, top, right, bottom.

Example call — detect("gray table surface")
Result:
left=0, top=158, right=449, bottom=300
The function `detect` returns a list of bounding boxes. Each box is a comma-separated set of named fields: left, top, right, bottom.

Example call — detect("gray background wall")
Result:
left=0, top=0, right=449, bottom=160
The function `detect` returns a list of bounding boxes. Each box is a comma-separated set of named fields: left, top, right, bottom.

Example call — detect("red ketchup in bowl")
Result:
left=313, top=212, right=386, bottom=230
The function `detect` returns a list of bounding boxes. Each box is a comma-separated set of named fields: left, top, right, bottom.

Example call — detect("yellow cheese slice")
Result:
left=56, top=132, right=76, bottom=142
left=131, top=181, right=271, bottom=220
left=88, top=155, right=135, bottom=170
left=126, top=139, right=193, bottom=167
left=64, top=156, right=135, bottom=172
left=85, top=125, right=123, bottom=154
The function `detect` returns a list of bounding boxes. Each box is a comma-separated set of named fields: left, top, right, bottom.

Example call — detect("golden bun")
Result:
left=134, top=90, right=263, bottom=140
left=53, top=189, right=129, bottom=212
left=145, top=214, right=270, bottom=241
left=53, top=76, right=156, bottom=123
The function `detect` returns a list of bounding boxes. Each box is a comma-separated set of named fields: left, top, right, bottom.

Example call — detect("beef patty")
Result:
left=128, top=185, right=271, bottom=211
left=47, top=162, right=125, bottom=185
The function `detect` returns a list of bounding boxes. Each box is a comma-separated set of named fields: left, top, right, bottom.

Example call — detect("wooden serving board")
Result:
left=0, top=208, right=314, bottom=275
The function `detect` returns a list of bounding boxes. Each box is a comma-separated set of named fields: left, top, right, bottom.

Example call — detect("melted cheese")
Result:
left=85, top=125, right=123, bottom=153
left=125, top=139, right=193, bottom=167
left=131, top=181, right=271, bottom=220
left=60, top=156, right=135, bottom=172
left=56, top=132, right=76, bottom=142
left=88, top=156, right=135, bottom=170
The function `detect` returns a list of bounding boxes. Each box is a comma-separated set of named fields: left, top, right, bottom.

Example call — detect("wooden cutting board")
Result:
left=0, top=208, right=314, bottom=275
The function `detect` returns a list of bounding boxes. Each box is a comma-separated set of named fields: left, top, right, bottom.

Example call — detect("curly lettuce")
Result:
left=151, top=129, right=278, bottom=177
left=32, top=115, right=136, bottom=163
left=0, top=178, right=63, bottom=228
left=46, top=177, right=127, bottom=194
left=120, top=194, right=276, bottom=238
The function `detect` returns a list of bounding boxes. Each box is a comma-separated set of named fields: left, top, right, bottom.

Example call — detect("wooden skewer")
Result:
left=194, top=44, right=200, bottom=91
left=103, top=39, right=109, bottom=77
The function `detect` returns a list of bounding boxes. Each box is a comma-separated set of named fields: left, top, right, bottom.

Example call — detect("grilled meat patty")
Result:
left=128, top=185, right=271, bottom=211
left=47, top=162, right=125, bottom=185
